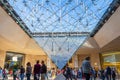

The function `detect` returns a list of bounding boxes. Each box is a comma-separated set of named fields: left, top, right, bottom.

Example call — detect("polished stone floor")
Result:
left=1, top=75, right=120, bottom=80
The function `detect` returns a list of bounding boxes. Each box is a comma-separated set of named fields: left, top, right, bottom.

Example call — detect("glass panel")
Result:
left=34, top=36, right=87, bottom=69
left=7, top=0, right=113, bottom=33
left=6, top=0, right=114, bottom=69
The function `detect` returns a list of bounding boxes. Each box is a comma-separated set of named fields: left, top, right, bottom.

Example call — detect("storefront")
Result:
left=4, top=52, right=25, bottom=71
left=101, top=51, right=120, bottom=73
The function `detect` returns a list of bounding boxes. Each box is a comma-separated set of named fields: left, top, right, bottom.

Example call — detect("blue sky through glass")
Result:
left=7, top=0, right=114, bottom=69
left=8, top=0, right=113, bottom=33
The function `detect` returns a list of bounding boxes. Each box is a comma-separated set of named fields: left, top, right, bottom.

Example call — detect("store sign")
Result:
left=12, top=57, right=18, bottom=61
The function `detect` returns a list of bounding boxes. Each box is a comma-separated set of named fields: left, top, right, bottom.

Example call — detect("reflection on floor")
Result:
left=1, top=75, right=120, bottom=80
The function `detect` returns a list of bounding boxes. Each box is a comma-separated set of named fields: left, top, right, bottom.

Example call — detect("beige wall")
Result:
left=46, top=57, right=57, bottom=69
left=25, top=54, right=47, bottom=68
left=68, top=56, right=75, bottom=68
left=77, top=52, right=101, bottom=69
left=0, top=50, right=6, bottom=68
left=68, top=55, right=79, bottom=69
left=90, top=52, right=101, bottom=69
left=78, top=54, right=90, bottom=67
left=24, top=54, right=57, bottom=70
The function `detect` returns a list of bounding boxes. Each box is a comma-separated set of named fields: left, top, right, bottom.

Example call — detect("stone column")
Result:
left=90, top=52, right=101, bottom=70
left=0, top=50, right=6, bottom=68
left=47, top=57, right=51, bottom=69
left=74, top=54, right=78, bottom=68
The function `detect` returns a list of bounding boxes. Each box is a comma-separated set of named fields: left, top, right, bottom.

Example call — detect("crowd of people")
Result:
left=0, top=57, right=119, bottom=80
left=62, top=56, right=118, bottom=80
left=0, top=60, right=47, bottom=80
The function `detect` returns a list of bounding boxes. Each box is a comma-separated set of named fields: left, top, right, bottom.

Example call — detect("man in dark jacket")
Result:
left=41, top=60, right=47, bottom=80
left=34, top=60, right=41, bottom=80
left=106, top=66, right=111, bottom=80
left=66, top=66, right=72, bottom=80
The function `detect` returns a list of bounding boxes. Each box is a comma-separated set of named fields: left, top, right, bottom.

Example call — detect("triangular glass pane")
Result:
left=34, top=36, right=87, bottom=69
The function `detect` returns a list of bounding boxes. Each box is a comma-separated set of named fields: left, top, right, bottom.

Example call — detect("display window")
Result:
left=4, top=52, right=24, bottom=74
left=101, top=51, right=120, bottom=73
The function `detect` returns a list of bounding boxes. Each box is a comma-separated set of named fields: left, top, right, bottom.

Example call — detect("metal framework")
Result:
left=0, top=0, right=120, bottom=69
left=32, top=32, right=90, bottom=37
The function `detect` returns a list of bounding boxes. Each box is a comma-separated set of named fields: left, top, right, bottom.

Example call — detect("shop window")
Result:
left=4, top=52, right=24, bottom=71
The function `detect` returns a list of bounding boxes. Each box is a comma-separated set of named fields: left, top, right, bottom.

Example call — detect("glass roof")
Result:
left=5, top=0, right=114, bottom=69
left=7, top=0, right=113, bottom=33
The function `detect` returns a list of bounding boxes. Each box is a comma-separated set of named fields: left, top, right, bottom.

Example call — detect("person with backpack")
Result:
left=81, top=56, right=92, bottom=80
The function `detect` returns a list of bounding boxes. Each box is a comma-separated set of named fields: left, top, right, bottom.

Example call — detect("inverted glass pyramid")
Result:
left=4, top=0, right=114, bottom=69
left=34, top=36, right=87, bottom=69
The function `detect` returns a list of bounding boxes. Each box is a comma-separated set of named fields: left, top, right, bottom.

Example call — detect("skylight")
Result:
left=7, top=0, right=113, bottom=33
left=1, top=0, right=115, bottom=69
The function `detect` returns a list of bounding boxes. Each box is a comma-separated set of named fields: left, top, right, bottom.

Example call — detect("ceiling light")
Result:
left=111, top=10, right=115, bottom=13
left=8, top=12, right=11, bottom=15
left=16, top=21, right=18, bottom=23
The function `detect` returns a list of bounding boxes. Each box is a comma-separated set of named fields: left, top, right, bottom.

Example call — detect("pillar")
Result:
left=0, top=50, right=6, bottom=68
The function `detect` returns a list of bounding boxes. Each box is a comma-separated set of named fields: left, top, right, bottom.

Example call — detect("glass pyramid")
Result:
left=34, top=36, right=87, bottom=69
left=3, top=0, right=114, bottom=69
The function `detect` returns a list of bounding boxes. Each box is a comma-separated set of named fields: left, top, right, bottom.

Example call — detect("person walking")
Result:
left=2, top=68, right=8, bottom=80
left=20, top=65, right=25, bottom=80
left=13, top=65, right=18, bottom=80
left=81, top=56, right=92, bottom=80
left=66, top=65, right=72, bottom=80
left=41, top=60, right=47, bottom=80
left=111, top=68, right=116, bottom=80
left=0, top=67, right=3, bottom=79
left=106, top=66, right=111, bottom=80
left=26, top=62, right=32, bottom=80
left=34, top=60, right=41, bottom=80
left=78, top=67, right=82, bottom=79
left=51, top=68, right=56, bottom=80
left=101, top=68, right=105, bottom=80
